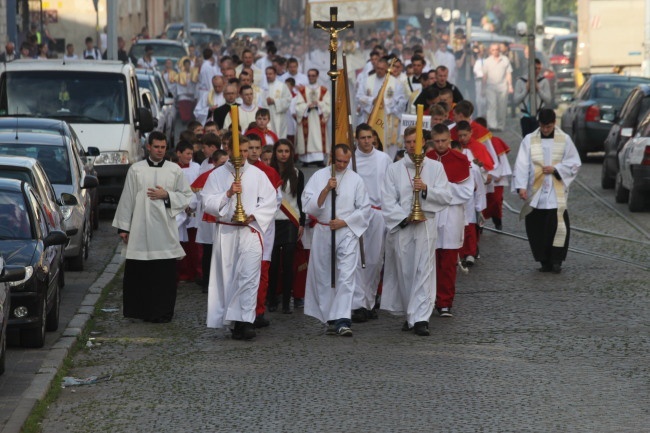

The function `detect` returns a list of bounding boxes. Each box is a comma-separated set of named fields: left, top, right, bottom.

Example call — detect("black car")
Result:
left=0, top=257, right=24, bottom=374
left=560, top=74, right=650, bottom=159
left=601, top=84, right=650, bottom=189
left=0, top=178, right=67, bottom=348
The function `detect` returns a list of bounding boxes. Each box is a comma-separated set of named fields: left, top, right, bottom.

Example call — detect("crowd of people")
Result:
left=110, top=26, right=581, bottom=341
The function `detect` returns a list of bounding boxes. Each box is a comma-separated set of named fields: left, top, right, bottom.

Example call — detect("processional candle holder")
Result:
left=408, top=151, right=426, bottom=222
left=230, top=155, right=247, bottom=224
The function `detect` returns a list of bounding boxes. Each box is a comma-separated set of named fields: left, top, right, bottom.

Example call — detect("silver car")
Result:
left=0, top=120, right=98, bottom=271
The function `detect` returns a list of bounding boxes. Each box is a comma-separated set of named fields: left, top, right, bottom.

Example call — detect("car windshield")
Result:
left=0, top=168, right=32, bottom=185
left=2, top=71, right=128, bottom=124
left=130, top=44, right=187, bottom=60
left=593, top=81, right=644, bottom=103
left=0, top=143, right=71, bottom=184
left=0, top=190, right=31, bottom=240
left=191, top=33, right=222, bottom=46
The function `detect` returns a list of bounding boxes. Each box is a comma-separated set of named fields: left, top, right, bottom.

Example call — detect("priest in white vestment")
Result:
left=381, top=126, right=452, bottom=336
left=513, top=109, right=581, bottom=273
left=302, top=144, right=370, bottom=337
left=351, top=124, right=392, bottom=322
left=193, top=75, right=225, bottom=126
left=260, top=66, right=292, bottom=139
left=355, top=58, right=406, bottom=152
left=112, top=132, right=192, bottom=323
left=295, top=69, right=331, bottom=165
left=202, top=137, right=277, bottom=340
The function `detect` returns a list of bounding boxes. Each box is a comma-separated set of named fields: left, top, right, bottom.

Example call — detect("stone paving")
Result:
left=32, top=122, right=650, bottom=433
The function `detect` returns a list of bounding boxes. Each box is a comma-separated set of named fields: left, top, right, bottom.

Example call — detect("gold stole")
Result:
left=521, top=128, right=567, bottom=247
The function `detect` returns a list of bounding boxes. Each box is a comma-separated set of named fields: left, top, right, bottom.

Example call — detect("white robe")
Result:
left=223, top=104, right=258, bottom=133
left=436, top=174, right=473, bottom=250
left=260, top=79, right=292, bottom=139
left=513, top=129, right=581, bottom=209
left=112, top=160, right=192, bottom=260
left=295, top=84, right=330, bottom=163
left=202, top=161, right=277, bottom=328
left=302, top=166, right=371, bottom=323
left=462, top=149, right=487, bottom=224
left=193, top=90, right=225, bottom=126
left=353, top=148, right=392, bottom=310
left=177, top=162, right=200, bottom=242
left=381, top=155, right=452, bottom=326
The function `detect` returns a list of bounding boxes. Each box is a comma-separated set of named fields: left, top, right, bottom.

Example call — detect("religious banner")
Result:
left=334, top=68, right=350, bottom=145
left=400, top=114, right=432, bottom=138
left=308, top=0, right=395, bottom=23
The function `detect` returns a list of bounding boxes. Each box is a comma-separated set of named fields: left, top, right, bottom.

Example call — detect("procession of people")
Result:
left=113, top=23, right=582, bottom=341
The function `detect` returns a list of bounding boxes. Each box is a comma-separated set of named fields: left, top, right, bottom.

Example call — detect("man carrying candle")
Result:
left=381, top=119, right=452, bottom=337
left=201, top=127, right=278, bottom=341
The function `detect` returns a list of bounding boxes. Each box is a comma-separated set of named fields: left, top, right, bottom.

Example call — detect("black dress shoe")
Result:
left=551, top=263, right=562, bottom=274
left=351, top=308, right=368, bottom=323
left=413, top=321, right=430, bottom=336
left=231, top=321, right=243, bottom=340
left=539, top=262, right=552, bottom=272
left=241, top=322, right=256, bottom=340
left=401, top=321, right=413, bottom=332
left=254, top=314, right=270, bottom=328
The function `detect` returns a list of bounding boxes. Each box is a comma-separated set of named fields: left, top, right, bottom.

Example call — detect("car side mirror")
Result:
left=60, top=192, right=78, bottom=206
left=43, top=230, right=68, bottom=248
left=82, top=175, right=99, bottom=189
left=0, top=264, right=25, bottom=283
left=621, top=127, right=633, bottom=138
left=87, top=146, right=100, bottom=156
left=137, top=107, right=155, bottom=133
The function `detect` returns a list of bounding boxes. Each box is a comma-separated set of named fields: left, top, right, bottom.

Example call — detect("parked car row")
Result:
left=0, top=59, right=156, bottom=353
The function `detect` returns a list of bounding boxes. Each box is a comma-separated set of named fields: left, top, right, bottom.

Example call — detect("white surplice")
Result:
left=260, top=79, right=292, bottom=139
left=352, top=148, right=392, bottom=310
left=113, top=160, right=192, bottom=260
left=177, top=162, right=200, bottom=242
left=295, top=84, right=330, bottom=163
left=201, top=161, right=277, bottom=328
left=302, top=166, right=371, bottom=323
left=381, top=155, right=452, bottom=326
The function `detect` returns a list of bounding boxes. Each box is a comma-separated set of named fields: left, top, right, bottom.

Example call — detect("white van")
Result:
left=0, top=60, right=154, bottom=203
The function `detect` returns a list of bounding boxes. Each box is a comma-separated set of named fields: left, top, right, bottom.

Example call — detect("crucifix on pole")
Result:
left=314, top=7, right=353, bottom=288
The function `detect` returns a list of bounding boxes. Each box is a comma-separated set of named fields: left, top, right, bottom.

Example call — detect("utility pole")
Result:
left=106, top=0, right=117, bottom=60
left=535, top=0, right=543, bottom=51
left=224, top=0, right=231, bottom=37
left=184, top=0, right=191, bottom=42
left=645, top=0, right=650, bottom=76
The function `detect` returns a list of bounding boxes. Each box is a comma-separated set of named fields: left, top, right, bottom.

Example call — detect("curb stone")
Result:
left=1, top=244, right=124, bottom=433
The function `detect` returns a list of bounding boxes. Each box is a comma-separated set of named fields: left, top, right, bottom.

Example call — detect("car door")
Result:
left=27, top=188, right=58, bottom=296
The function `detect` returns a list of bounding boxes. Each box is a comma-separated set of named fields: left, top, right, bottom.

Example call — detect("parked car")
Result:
left=0, top=156, right=66, bottom=285
left=136, top=70, right=177, bottom=146
left=0, top=117, right=100, bottom=229
left=0, top=125, right=99, bottom=270
left=128, top=40, right=188, bottom=72
left=543, top=16, right=577, bottom=51
left=177, top=28, right=224, bottom=47
left=560, top=74, right=650, bottom=159
left=613, top=111, right=650, bottom=211
left=0, top=257, right=25, bottom=374
left=601, top=84, right=650, bottom=188
left=230, top=28, right=268, bottom=40
left=548, top=33, right=577, bottom=101
left=163, top=22, right=207, bottom=40
left=0, top=178, right=68, bottom=348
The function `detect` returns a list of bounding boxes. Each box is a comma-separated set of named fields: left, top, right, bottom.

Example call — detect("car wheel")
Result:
left=67, top=224, right=87, bottom=271
left=92, top=204, right=99, bottom=231
left=0, top=332, right=6, bottom=375
left=21, top=294, right=46, bottom=348
left=573, top=130, right=587, bottom=161
left=46, top=281, right=60, bottom=332
left=628, top=185, right=646, bottom=212
left=614, top=173, right=630, bottom=203
left=600, top=161, right=615, bottom=189
left=58, top=260, right=65, bottom=289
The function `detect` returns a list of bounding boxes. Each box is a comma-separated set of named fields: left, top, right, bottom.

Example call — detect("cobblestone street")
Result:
left=38, top=135, right=650, bottom=432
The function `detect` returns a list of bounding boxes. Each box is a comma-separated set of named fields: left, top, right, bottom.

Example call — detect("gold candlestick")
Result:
left=409, top=151, right=426, bottom=222
left=230, top=155, right=247, bottom=224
